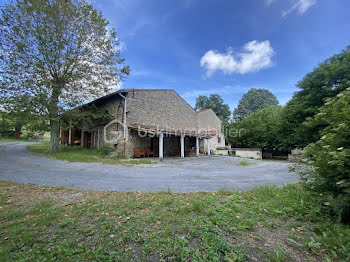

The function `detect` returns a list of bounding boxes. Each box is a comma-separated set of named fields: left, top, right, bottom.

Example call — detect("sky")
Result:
left=91, top=0, right=349, bottom=111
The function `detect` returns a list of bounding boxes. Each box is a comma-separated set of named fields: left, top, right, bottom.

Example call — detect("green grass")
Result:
left=236, top=161, right=255, bottom=166
left=27, top=142, right=156, bottom=166
left=0, top=181, right=349, bottom=261
left=0, top=137, right=31, bottom=142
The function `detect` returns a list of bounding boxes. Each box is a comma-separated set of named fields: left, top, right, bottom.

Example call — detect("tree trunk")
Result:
left=14, top=123, right=23, bottom=138
left=49, top=86, right=61, bottom=152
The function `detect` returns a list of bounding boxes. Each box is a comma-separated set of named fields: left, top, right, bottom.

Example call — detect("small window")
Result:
left=218, top=136, right=221, bottom=143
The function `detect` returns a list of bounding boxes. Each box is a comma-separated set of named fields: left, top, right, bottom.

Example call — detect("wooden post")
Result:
left=81, top=128, right=84, bottom=148
left=180, top=135, right=185, bottom=158
left=196, top=137, right=199, bottom=157
left=68, top=128, right=72, bottom=145
left=59, top=127, right=62, bottom=144
left=97, top=128, right=100, bottom=150
left=159, top=132, right=163, bottom=159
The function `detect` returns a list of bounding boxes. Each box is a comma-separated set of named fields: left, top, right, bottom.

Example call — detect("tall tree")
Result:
left=195, top=94, right=231, bottom=122
left=233, top=88, right=279, bottom=121
left=0, top=0, right=129, bottom=151
left=280, top=46, right=350, bottom=149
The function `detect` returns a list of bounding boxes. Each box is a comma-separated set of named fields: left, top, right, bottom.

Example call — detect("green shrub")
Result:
left=98, top=144, right=114, bottom=156
left=300, top=88, right=350, bottom=222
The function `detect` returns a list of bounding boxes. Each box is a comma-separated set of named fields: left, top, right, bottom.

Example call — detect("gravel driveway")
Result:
left=0, top=142, right=299, bottom=192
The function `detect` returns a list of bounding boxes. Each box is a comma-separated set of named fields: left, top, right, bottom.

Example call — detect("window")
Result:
left=218, top=136, right=221, bottom=143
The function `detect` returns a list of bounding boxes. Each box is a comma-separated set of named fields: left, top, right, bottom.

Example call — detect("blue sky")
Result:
left=91, top=0, right=350, bottom=111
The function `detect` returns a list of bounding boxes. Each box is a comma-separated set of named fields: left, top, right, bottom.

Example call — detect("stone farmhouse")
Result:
left=60, top=89, right=228, bottom=159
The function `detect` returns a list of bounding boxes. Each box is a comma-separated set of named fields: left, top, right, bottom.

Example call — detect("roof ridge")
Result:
left=120, top=88, right=175, bottom=92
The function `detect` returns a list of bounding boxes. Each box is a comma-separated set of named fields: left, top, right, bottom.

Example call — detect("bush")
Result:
left=227, top=106, right=284, bottom=152
left=98, top=145, right=114, bottom=156
left=300, top=88, right=350, bottom=222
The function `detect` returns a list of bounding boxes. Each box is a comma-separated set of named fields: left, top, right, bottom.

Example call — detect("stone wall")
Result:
left=199, top=133, right=227, bottom=155
left=288, top=148, right=304, bottom=162
left=232, top=148, right=262, bottom=160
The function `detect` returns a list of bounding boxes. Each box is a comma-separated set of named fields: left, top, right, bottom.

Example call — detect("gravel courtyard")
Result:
left=0, top=142, right=299, bottom=192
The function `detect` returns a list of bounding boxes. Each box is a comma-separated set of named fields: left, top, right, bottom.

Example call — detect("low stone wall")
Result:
left=216, top=147, right=229, bottom=155
left=231, top=148, right=262, bottom=160
left=288, top=148, right=304, bottom=162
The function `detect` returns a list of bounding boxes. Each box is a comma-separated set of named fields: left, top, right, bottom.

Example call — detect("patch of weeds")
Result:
left=266, top=243, right=289, bottom=262
left=302, top=236, right=322, bottom=254
left=236, top=161, right=255, bottom=166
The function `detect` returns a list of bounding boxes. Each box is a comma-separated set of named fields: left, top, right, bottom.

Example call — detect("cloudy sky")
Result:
left=92, top=0, right=350, bottom=110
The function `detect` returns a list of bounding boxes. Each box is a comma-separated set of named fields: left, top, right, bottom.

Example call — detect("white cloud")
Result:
left=268, top=0, right=317, bottom=17
left=266, top=0, right=276, bottom=6
left=282, top=0, right=316, bottom=17
left=200, top=40, right=274, bottom=77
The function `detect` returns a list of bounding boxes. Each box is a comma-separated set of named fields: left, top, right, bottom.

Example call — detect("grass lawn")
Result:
left=26, top=142, right=156, bottom=166
left=0, top=138, right=31, bottom=143
left=0, top=181, right=349, bottom=261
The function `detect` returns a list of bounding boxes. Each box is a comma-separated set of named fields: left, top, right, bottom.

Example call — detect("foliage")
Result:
left=228, top=106, right=284, bottom=151
left=280, top=46, right=350, bottom=150
left=98, top=144, right=114, bottom=156
left=0, top=0, right=129, bottom=151
left=233, top=88, right=279, bottom=121
left=0, top=95, right=49, bottom=137
left=0, top=111, right=12, bottom=137
left=1, top=181, right=349, bottom=261
left=300, top=87, right=350, bottom=222
left=195, top=94, right=231, bottom=122
left=60, top=104, right=113, bottom=130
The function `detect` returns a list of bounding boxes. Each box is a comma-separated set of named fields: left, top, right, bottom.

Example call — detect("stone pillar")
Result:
left=196, top=137, right=199, bottom=157
left=207, top=138, right=211, bottom=156
left=159, top=132, right=163, bottom=159
left=180, top=135, right=185, bottom=158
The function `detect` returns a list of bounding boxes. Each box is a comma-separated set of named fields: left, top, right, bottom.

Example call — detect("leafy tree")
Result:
left=280, top=46, right=350, bottom=150
left=0, top=94, right=48, bottom=138
left=227, top=106, right=284, bottom=151
left=233, top=88, right=279, bottom=121
left=298, top=87, right=350, bottom=222
left=195, top=94, right=231, bottom=122
left=0, top=0, right=129, bottom=151
left=60, top=104, right=112, bottom=131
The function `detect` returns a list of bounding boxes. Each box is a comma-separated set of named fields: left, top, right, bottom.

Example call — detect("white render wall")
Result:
left=200, top=132, right=227, bottom=155
left=233, top=148, right=262, bottom=159
left=197, top=109, right=228, bottom=155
